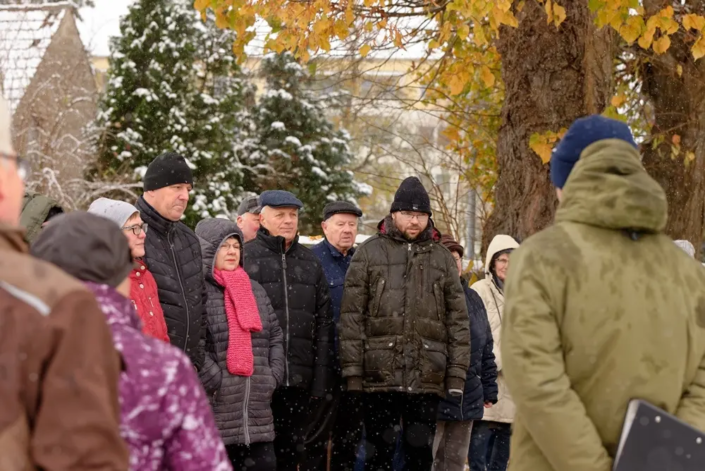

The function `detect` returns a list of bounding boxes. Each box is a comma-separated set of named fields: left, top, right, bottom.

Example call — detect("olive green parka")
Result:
left=502, top=139, right=705, bottom=471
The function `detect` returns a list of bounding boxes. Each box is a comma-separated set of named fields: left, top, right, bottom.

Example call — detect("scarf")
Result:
left=214, top=267, right=263, bottom=376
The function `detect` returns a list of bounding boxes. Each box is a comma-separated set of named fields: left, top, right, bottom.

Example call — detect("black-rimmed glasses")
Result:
left=123, top=223, right=148, bottom=236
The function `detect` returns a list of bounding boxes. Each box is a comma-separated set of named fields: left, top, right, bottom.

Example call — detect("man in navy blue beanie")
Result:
left=499, top=114, right=705, bottom=471
left=550, top=115, right=637, bottom=198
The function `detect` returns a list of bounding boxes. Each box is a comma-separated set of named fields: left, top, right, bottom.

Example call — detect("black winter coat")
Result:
left=339, top=216, right=470, bottom=397
left=195, top=219, right=285, bottom=446
left=244, top=227, right=335, bottom=397
left=136, top=197, right=206, bottom=370
left=438, top=282, right=498, bottom=421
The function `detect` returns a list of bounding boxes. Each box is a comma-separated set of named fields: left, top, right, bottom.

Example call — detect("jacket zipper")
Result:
left=243, top=377, right=251, bottom=445
left=460, top=393, right=464, bottom=421
left=281, top=252, right=290, bottom=387
left=169, top=230, right=190, bottom=352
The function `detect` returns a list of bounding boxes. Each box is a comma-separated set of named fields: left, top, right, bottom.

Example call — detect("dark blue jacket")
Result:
left=311, top=239, right=354, bottom=325
left=437, top=281, right=498, bottom=421
left=311, top=239, right=354, bottom=366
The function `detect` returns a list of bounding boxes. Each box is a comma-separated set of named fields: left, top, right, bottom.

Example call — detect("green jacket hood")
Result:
left=555, top=139, right=667, bottom=234
left=20, top=192, right=63, bottom=244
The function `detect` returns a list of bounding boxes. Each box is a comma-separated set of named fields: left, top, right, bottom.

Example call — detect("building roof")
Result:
left=0, top=2, right=71, bottom=113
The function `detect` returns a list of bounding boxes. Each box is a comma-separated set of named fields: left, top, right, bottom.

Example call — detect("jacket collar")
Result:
left=136, top=196, right=174, bottom=235
left=256, top=226, right=299, bottom=254
left=84, top=282, right=142, bottom=331
left=377, top=214, right=440, bottom=244
left=323, top=238, right=354, bottom=259
left=0, top=222, right=29, bottom=254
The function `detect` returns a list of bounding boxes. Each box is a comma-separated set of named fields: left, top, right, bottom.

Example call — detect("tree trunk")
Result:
left=482, top=0, right=613, bottom=251
left=640, top=1, right=705, bottom=259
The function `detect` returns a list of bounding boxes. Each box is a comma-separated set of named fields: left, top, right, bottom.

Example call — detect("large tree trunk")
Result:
left=483, top=0, right=613, bottom=250
left=640, top=1, right=705, bottom=259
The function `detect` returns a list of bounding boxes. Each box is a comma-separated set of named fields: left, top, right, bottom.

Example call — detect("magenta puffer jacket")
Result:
left=86, top=282, right=232, bottom=471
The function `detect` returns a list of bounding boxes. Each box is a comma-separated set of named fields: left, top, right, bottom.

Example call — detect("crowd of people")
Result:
left=3, top=97, right=705, bottom=471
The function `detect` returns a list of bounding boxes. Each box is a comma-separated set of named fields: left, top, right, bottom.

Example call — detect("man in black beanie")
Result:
left=339, top=176, right=470, bottom=470
left=135, top=152, right=207, bottom=371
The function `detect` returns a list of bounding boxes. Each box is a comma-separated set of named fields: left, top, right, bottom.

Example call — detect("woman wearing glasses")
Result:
left=195, top=218, right=284, bottom=470
left=468, top=234, right=519, bottom=471
left=88, top=198, right=170, bottom=343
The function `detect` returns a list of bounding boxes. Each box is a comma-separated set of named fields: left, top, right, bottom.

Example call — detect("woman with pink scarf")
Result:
left=196, top=218, right=285, bottom=470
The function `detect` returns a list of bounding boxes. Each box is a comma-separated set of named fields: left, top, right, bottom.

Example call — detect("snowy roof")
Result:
left=0, top=3, right=70, bottom=113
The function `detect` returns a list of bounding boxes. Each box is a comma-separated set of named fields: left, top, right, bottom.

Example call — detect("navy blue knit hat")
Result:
left=550, top=115, right=637, bottom=189
left=259, top=190, right=303, bottom=209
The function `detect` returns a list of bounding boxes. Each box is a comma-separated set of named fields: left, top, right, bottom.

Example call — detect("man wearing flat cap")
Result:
left=243, top=190, right=335, bottom=471
left=302, top=201, right=364, bottom=471
left=236, top=194, right=261, bottom=242
left=135, top=152, right=207, bottom=371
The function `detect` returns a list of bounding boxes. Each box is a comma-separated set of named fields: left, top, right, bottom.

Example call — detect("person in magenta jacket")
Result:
left=32, top=212, right=231, bottom=471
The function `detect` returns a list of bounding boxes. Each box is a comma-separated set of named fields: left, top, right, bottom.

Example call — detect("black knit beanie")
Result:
left=143, top=152, right=194, bottom=191
left=390, top=177, right=432, bottom=215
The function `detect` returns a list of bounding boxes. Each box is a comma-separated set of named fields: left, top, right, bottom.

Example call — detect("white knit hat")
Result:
left=0, top=95, right=13, bottom=155
left=674, top=240, right=696, bottom=258
left=88, top=198, right=139, bottom=228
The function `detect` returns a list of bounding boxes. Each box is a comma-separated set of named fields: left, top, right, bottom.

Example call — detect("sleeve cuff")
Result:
left=445, top=376, right=464, bottom=392
left=347, top=376, right=363, bottom=391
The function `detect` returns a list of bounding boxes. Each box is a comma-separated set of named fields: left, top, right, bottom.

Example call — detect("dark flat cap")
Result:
left=440, top=234, right=464, bottom=258
left=260, top=190, right=303, bottom=209
left=237, top=195, right=261, bottom=216
left=323, top=201, right=362, bottom=221
left=31, top=212, right=133, bottom=288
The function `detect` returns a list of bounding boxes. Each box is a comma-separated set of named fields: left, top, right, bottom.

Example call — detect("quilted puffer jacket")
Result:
left=339, top=215, right=470, bottom=397
left=136, top=197, right=206, bottom=370
left=196, top=218, right=285, bottom=446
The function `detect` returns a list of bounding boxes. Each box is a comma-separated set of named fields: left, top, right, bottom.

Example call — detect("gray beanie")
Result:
left=31, top=212, right=133, bottom=288
left=88, top=198, right=139, bottom=228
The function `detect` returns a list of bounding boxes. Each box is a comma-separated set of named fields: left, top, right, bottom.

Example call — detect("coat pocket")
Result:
left=370, top=278, right=386, bottom=317
left=433, top=282, right=444, bottom=321
left=363, top=336, right=396, bottom=384
left=420, top=338, right=447, bottom=385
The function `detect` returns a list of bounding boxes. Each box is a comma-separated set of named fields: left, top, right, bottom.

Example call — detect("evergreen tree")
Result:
left=94, top=0, right=251, bottom=225
left=251, top=52, right=367, bottom=233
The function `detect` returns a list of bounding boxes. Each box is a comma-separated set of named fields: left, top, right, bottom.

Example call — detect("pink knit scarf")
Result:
left=214, top=267, right=262, bottom=376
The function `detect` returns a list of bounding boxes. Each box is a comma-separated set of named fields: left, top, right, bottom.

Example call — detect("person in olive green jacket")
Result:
left=340, top=176, right=470, bottom=471
left=502, top=115, right=705, bottom=471
left=20, top=191, right=63, bottom=244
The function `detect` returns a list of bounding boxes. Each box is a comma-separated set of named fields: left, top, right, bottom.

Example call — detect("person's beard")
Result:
left=403, top=227, right=421, bottom=240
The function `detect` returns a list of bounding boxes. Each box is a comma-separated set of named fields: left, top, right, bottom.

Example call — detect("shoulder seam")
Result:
left=0, top=280, right=50, bottom=316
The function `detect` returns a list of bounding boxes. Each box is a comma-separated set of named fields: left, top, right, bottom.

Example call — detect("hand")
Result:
left=484, top=402, right=493, bottom=409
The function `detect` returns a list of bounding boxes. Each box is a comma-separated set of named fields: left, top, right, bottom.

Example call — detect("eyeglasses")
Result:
left=123, top=223, right=148, bottom=236
left=495, top=258, right=509, bottom=266
left=220, top=243, right=241, bottom=252
left=399, top=211, right=429, bottom=221
left=0, top=152, right=31, bottom=181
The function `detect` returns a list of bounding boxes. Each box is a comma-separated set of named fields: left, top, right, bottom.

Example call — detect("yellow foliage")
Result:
left=529, top=129, right=566, bottom=164
left=480, top=65, right=495, bottom=88
left=610, top=94, right=626, bottom=107
left=359, top=44, right=371, bottom=57
left=553, top=4, right=567, bottom=27
left=653, top=35, right=671, bottom=54
left=693, top=35, right=705, bottom=60
left=683, top=14, right=705, bottom=32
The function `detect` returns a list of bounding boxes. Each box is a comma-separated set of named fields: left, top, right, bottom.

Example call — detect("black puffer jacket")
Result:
left=244, top=227, right=335, bottom=397
left=195, top=219, right=285, bottom=445
left=339, top=216, right=470, bottom=397
left=135, top=197, right=206, bottom=370
left=438, top=282, right=498, bottom=421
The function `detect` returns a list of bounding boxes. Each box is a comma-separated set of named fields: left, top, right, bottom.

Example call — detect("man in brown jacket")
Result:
left=0, top=95, right=128, bottom=469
